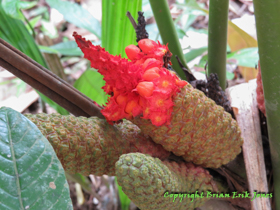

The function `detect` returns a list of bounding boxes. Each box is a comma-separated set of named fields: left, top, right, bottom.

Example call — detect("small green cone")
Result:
left=116, top=153, right=214, bottom=210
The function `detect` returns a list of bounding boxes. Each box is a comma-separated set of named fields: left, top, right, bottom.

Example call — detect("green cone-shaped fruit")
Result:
left=25, top=113, right=170, bottom=176
left=116, top=153, right=213, bottom=210
left=132, top=84, right=243, bottom=168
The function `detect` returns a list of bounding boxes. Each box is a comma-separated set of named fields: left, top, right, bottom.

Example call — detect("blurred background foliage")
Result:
left=0, top=0, right=259, bottom=113
left=0, top=0, right=259, bottom=209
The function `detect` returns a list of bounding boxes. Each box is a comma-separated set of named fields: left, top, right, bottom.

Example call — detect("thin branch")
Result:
left=0, top=38, right=104, bottom=118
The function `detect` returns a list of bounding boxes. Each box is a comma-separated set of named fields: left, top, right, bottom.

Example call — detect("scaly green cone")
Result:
left=116, top=153, right=213, bottom=210
left=25, top=113, right=170, bottom=176
left=132, top=83, right=243, bottom=168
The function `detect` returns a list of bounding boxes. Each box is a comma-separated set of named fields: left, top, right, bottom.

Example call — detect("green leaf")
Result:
left=1, top=0, right=36, bottom=19
left=0, top=3, right=69, bottom=115
left=41, top=20, right=58, bottom=39
left=226, top=71, right=235, bottom=80
left=184, top=46, right=208, bottom=63
left=40, top=40, right=101, bottom=56
left=175, top=25, right=186, bottom=39
left=227, top=47, right=259, bottom=68
left=0, top=107, right=73, bottom=210
left=39, top=45, right=59, bottom=54
left=40, top=41, right=83, bottom=56
left=102, top=0, right=142, bottom=56
left=115, top=178, right=130, bottom=210
left=183, top=13, right=200, bottom=31
left=176, top=0, right=208, bottom=13
left=29, top=6, right=48, bottom=17
left=46, top=0, right=101, bottom=39
left=73, top=69, right=108, bottom=106
left=49, top=41, right=83, bottom=56
left=197, top=53, right=208, bottom=68
left=26, top=15, right=42, bottom=31
left=17, top=1, right=37, bottom=10
left=65, top=173, right=92, bottom=194
left=1, top=0, right=23, bottom=19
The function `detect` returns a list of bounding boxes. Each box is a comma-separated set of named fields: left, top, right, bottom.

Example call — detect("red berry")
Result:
left=116, top=95, right=127, bottom=104
left=134, top=58, right=145, bottom=65
left=125, top=45, right=140, bottom=60
left=143, top=68, right=160, bottom=81
left=138, top=39, right=157, bottom=54
left=136, top=82, right=155, bottom=97
left=142, top=58, right=160, bottom=70
left=125, top=99, right=138, bottom=114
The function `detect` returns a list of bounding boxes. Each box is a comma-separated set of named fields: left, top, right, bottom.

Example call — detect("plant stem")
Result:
left=207, top=0, right=229, bottom=90
left=149, top=0, right=187, bottom=80
left=253, top=0, right=280, bottom=208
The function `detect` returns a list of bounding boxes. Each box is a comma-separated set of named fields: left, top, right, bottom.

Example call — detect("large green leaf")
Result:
left=39, top=40, right=100, bottom=56
left=227, top=47, right=259, bottom=68
left=1, top=0, right=23, bottom=19
left=176, top=0, right=208, bottom=13
left=46, top=0, right=101, bottom=39
left=73, top=69, right=108, bottom=106
left=102, top=0, right=142, bottom=56
left=0, top=107, right=73, bottom=210
left=39, top=41, right=83, bottom=56
left=0, top=2, right=68, bottom=115
left=1, top=0, right=37, bottom=19
left=184, top=46, right=207, bottom=63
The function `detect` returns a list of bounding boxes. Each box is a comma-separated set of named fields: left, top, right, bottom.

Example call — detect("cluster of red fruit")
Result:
left=74, top=32, right=187, bottom=126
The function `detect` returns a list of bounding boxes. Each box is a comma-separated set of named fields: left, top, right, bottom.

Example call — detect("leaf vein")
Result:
left=20, top=148, right=53, bottom=191
left=17, top=134, right=42, bottom=161
left=14, top=126, right=30, bottom=145
left=6, top=111, right=24, bottom=210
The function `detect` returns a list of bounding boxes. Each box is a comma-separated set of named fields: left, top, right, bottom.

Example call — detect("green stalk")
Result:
left=102, top=0, right=142, bottom=57
left=149, top=0, right=187, bottom=80
left=207, top=0, right=229, bottom=90
left=253, top=1, right=280, bottom=208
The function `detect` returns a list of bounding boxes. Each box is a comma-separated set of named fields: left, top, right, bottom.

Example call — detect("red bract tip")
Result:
left=73, top=32, right=91, bottom=48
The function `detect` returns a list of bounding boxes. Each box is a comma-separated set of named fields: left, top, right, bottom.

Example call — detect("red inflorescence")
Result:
left=73, top=32, right=187, bottom=126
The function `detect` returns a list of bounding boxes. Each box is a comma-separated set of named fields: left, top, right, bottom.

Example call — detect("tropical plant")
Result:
left=0, top=0, right=277, bottom=209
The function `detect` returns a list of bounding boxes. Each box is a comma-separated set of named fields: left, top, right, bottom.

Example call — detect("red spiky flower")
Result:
left=73, top=32, right=187, bottom=126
